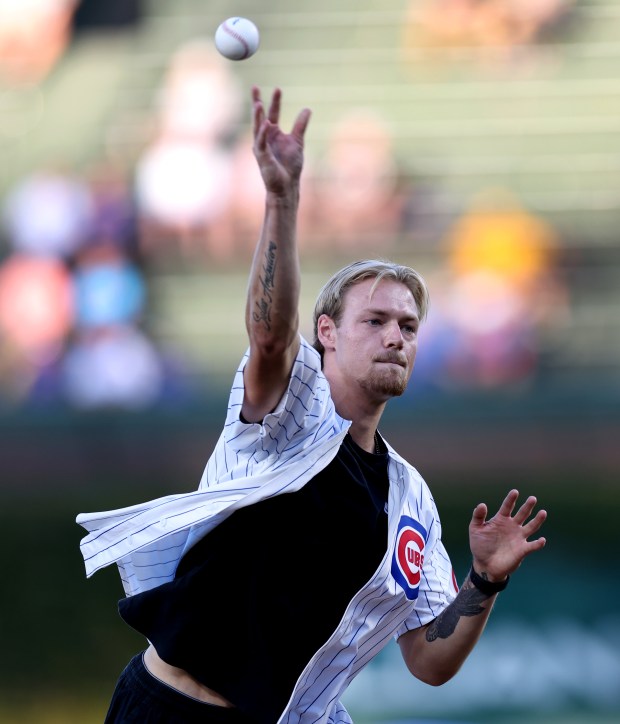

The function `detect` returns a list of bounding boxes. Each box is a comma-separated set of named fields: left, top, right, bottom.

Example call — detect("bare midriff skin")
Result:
left=144, top=644, right=235, bottom=707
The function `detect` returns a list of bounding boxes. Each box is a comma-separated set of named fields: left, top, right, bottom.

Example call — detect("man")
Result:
left=77, top=87, right=547, bottom=723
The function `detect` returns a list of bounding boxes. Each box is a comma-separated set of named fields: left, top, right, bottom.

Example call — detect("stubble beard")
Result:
left=360, top=366, right=408, bottom=399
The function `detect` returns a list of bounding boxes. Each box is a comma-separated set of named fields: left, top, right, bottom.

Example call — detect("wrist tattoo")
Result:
left=425, top=580, right=488, bottom=642
left=253, top=241, right=277, bottom=330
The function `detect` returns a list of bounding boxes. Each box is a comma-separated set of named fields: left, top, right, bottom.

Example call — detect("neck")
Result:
left=345, top=418, right=385, bottom=454
left=332, top=391, right=386, bottom=428
left=325, top=371, right=387, bottom=454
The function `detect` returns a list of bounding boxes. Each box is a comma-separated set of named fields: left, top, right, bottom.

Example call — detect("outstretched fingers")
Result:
left=291, top=107, right=312, bottom=142
left=523, top=532, right=547, bottom=556
left=513, top=495, right=540, bottom=525
left=254, top=117, right=270, bottom=157
left=267, top=87, right=282, bottom=125
left=523, top=508, right=548, bottom=536
left=470, top=502, right=488, bottom=527
left=252, top=86, right=265, bottom=139
left=497, top=489, right=520, bottom=518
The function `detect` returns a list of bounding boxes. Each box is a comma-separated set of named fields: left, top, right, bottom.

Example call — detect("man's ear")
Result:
left=316, top=314, right=336, bottom=351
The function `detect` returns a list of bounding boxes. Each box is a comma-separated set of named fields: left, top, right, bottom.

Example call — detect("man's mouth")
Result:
left=376, top=356, right=407, bottom=368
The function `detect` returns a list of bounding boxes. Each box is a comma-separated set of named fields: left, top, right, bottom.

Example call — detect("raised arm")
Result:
left=399, top=490, right=547, bottom=685
left=242, top=87, right=312, bottom=423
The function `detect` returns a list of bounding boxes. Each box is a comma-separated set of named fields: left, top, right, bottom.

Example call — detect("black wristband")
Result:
left=469, top=566, right=510, bottom=595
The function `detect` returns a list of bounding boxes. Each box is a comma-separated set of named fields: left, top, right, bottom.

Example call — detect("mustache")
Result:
left=374, top=353, right=408, bottom=367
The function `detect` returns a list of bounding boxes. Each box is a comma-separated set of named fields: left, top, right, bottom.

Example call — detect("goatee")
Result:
left=360, top=371, right=408, bottom=399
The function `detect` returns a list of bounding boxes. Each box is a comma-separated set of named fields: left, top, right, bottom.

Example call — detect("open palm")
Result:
left=469, top=489, right=547, bottom=580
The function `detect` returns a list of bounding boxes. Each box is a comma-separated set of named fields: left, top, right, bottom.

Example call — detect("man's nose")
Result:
left=384, top=321, right=404, bottom=347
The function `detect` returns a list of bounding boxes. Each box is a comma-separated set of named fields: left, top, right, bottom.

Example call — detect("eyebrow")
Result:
left=364, top=307, right=420, bottom=323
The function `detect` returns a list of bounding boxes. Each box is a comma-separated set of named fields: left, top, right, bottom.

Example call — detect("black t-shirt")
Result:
left=119, top=433, right=389, bottom=723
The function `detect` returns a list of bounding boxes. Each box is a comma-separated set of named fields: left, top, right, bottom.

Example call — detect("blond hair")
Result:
left=312, top=259, right=429, bottom=357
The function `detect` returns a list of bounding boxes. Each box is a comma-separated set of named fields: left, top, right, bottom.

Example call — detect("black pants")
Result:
left=104, top=652, right=254, bottom=723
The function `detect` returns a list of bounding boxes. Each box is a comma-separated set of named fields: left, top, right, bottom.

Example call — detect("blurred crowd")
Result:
left=412, top=189, right=570, bottom=394
left=0, top=160, right=192, bottom=410
left=0, top=0, right=574, bottom=412
left=403, top=0, right=575, bottom=74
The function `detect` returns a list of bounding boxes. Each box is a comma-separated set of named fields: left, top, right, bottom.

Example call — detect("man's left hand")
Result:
left=469, top=489, right=547, bottom=582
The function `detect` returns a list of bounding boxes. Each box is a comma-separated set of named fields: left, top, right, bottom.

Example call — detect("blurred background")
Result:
left=0, top=0, right=619, bottom=722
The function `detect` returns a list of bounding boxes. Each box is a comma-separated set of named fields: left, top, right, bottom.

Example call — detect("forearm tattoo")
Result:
left=252, top=241, right=277, bottom=330
left=425, top=580, right=489, bottom=642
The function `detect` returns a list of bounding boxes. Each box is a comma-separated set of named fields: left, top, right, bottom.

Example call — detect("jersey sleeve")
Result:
left=394, top=536, right=459, bottom=638
left=199, top=336, right=343, bottom=488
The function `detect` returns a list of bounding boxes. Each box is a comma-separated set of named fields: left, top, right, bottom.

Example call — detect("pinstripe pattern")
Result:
left=77, top=338, right=348, bottom=593
left=278, top=448, right=456, bottom=723
left=76, top=336, right=457, bottom=723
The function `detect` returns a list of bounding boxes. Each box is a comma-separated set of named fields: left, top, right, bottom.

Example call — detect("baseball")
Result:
left=215, top=17, right=260, bottom=61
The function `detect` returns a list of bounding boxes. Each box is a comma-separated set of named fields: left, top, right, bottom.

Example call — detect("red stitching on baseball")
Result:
left=222, top=20, right=251, bottom=59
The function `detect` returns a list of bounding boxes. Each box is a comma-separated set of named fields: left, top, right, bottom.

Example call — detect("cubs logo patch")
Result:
left=391, top=516, right=428, bottom=600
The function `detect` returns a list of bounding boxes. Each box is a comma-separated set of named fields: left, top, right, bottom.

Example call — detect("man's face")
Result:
left=321, top=277, right=420, bottom=402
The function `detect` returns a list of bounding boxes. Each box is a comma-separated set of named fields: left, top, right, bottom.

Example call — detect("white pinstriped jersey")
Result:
left=77, top=336, right=457, bottom=724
